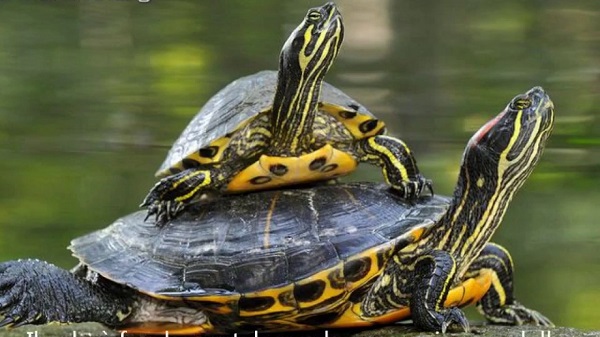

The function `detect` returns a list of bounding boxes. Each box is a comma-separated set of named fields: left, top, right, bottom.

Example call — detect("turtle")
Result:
left=0, top=86, right=554, bottom=334
left=141, top=2, right=430, bottom=222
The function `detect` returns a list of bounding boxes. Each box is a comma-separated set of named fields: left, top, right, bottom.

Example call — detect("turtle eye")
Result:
left=509, top=96, right=532, bottom=110
left=307, top=10, right=322, bottom=23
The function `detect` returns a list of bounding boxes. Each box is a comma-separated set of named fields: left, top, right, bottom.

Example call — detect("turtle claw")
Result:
left=480, top=301, right=554, bottom=327
left=141, top=172, right=197, bottom=226
left=440, top=307, right=470, bottom=333
left=140, top=176, right=192, bottom=226
left=143, top=200, right=185, bottom=226
left=0, top=316, right=14, bottom=328
left=394, top=175, right=434, bottom=200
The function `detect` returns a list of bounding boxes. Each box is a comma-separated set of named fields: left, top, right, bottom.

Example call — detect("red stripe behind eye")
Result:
left=469, top=111, right=506, bottom=147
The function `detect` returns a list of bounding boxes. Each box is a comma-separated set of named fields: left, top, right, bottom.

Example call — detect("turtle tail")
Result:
left=0, top=259, right=133, bottom=328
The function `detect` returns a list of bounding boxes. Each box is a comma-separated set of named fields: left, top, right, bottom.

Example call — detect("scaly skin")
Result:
left=0, top=260, right=132, bottom=328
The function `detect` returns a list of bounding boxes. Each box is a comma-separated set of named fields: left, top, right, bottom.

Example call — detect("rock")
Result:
left=3, top=324, right=599, bottom=337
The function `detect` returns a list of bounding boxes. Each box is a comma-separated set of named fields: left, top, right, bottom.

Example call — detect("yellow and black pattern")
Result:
left=144, top=3, right=431, bottom=223
left=311, top=87, right=554, bottom=332
left=353, top=135, right=431, bottom=199
left=466, top=243, right=554, bottom=326
left=0, top=87, right=555, bottom=335
left=270, top=3, right=344, bottom=154
left=142, top=3, right=347, bottom=222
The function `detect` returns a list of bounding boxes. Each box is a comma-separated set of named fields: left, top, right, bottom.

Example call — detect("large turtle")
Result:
left=142, top=2, right=429, bottom=222
left=0, top=87, right=554, bottom=333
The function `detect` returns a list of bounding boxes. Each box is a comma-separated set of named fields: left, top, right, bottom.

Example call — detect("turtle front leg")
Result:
left=409, top=250, right=470, bottom=332
left=141, top=167, right=223, bottom=224
left=353, top=135, right=432, bottom=199
left=0, top=259, right=133, bottom=328
left=361, top=249, right=469, bottom=333
left=466, top=243, right=554, bottom=327
left=141, top=161, right=251, bottom=225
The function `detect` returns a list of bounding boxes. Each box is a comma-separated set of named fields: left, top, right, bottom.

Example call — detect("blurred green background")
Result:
left=0, top=0, right=598, bottom=330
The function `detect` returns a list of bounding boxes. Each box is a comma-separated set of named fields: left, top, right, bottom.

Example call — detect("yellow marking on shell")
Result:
left=294, top=267, right=347, bottom=310
left=367, top=137, right=409, bottom=182
left=477, top=177, right=485, bottom=188
left=239, top=284, right=297, bottom=317
left=157, top=245, right=393, bottom=326
left=346, top=252, right=382, bottom=286
left=293, top=246, right=386, bottom=311
left=169, top=137, right=232, bottom=175
left=322, top=271, right=492, bottom=328
left=226, top=144, right=357, bottom=192
left=263, top=192, right=281, bottom=249
left=158, top=109, right=268, bottom=177
left=177, top=293, right=241, bottom=304
left=409, top=226, right=426, bottom=242
left=323, top=109, right=385, bottom=138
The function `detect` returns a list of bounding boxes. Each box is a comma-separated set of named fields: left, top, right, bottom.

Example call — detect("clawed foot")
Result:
left=0, top=260, right=61, bottom=328
left=140, top=178, right=188, bottom=226
left=142, top=199, right=185, bottom=226
left=140, top=169, right=210, bottom=226
left=479, top=301, right=554, bottom=327
left=394, top=175, right=434, bottom=200
left=417, top=307, right=470, bottom=333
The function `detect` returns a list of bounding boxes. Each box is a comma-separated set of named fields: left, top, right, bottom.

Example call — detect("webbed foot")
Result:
left=479, top=301, right=554, bottom=327
left=0, top=259, right=132, bottom=328
left=0, top=260, right=74, bottom=327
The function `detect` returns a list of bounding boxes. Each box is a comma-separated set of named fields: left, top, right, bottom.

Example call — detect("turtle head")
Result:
left=280, top=2, right=344, bottom=78
left=271, top=3, right=344, bottom=152
left=440, top=87, right=554, bottom=253
left=465, top=86, right=554, bottom=176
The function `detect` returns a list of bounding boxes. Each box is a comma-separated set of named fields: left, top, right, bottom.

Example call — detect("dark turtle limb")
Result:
left=466, top=243, right=554, bottom=327
left=361, top=249, right=468, bottom=333
left=353, top=135, right=432, bottom=199
left=140, top=167, right=222, bottom=224
left=0, top=259, right=133, bottom=328
left=409, top=250, right=469, bottom=333
left=142, top=126, right=269, bottom=224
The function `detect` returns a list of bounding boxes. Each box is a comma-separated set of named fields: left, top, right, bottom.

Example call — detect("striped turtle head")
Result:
left=279, top=2, right=344, bottom=80
left=271, top=2, right=344, bottom=153
left=439, top=87, right=554, bottom=258
left=466, top=86, right=554, bottom=176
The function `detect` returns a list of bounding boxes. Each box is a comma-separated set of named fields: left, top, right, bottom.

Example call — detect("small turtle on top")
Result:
left=141, top=2, right=430, bottom=223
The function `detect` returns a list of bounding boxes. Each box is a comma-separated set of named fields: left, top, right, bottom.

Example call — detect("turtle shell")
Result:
left=156, top=70, right=379, bottom=177
left=70, top=182, right=449, bottom=298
